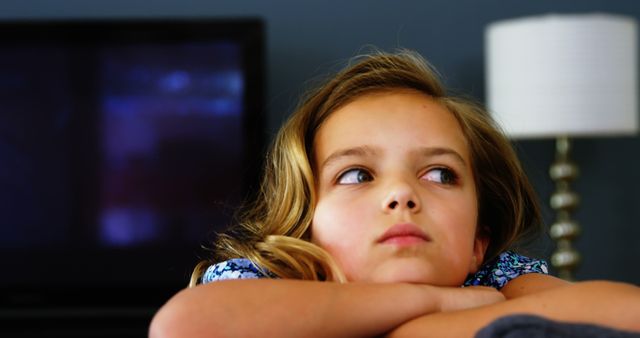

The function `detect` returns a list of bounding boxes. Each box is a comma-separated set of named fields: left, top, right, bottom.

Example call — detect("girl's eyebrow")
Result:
left=320, top=146, right=379, bottom=170
left=320, top=146, right=467, bottom=170
left=414, top=147, right=468, bottom=168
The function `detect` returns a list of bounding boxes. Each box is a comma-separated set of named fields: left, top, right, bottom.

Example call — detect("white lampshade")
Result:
left=486, top=13, right=639, bottom=139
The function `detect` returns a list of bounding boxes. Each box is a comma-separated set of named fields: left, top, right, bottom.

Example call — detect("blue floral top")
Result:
left=201, top=251, right=548, bottom=289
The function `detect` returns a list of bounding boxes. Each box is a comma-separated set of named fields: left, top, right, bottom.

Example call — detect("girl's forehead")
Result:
left=313, top=90, right=470, bottom=163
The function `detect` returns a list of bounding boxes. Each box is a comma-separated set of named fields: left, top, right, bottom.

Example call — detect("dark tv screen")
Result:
left=0, top=19, right=264, bottom=309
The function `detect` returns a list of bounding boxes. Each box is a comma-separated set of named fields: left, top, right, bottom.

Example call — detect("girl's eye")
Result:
left=337, top=168, right=373, bottom=185
left=423, top=168, right=458, bottom=185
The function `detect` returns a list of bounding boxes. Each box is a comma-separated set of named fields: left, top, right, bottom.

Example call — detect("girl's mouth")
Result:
left=377, top=223, right=431, bottom=245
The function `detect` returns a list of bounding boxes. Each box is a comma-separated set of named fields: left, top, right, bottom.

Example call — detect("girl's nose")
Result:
left=382, top=181, right=421, bottom=213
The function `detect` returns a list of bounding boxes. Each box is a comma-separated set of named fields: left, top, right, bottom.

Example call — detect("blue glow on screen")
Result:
left=0, top=42, right=248, bottom=249
left=98, top=43, right=245, bottom=247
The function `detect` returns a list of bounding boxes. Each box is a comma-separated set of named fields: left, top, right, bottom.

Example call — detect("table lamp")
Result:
left=485, top=13, right=638, bottom=280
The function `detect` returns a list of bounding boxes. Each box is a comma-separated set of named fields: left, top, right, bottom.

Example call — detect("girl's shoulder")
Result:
left=464, top=251, right=549, bottom=289
left=201, top=258, right=271, bottom=284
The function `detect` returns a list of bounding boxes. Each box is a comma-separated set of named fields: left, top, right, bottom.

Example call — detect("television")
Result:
left=0, top=18, right=265, bottom=332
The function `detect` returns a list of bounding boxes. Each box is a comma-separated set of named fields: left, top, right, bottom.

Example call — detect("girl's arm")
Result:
left=149, top=279, right=504, bottom=338
left=388, top=275, right=640, bottom=338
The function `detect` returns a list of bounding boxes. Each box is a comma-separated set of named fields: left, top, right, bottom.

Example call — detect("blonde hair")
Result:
left=190, top=49, right=542, bottom=286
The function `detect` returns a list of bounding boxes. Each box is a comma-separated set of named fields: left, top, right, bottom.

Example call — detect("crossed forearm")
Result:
left=387, top=280, right=640, bottom=338
left=149, top=279, right=502, bottom=338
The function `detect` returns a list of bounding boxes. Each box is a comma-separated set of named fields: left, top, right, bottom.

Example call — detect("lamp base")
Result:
left=549, top=136, right=581, bottom=281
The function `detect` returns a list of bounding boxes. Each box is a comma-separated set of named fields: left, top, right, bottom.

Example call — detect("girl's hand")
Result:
left=437, top=286, right=505, bottom=312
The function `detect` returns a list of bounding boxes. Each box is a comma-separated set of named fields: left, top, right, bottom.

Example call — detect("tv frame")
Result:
left=0, top=18, right=265, bottom=318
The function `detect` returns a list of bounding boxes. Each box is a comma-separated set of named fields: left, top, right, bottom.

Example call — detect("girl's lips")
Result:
left=377, top=223, right=431, bottom=244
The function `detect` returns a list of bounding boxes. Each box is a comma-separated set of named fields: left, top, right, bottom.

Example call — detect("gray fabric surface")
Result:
left=475, top=314, right=640, bottom=338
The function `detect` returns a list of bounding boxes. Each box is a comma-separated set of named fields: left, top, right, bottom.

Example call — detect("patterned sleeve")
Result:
left=201, top=258, right=271, bottom=284
left=463, top=251, right=549, bottom=289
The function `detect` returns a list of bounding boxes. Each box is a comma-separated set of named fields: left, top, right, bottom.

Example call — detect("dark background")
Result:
left=0, top=0, right=637, bottom=287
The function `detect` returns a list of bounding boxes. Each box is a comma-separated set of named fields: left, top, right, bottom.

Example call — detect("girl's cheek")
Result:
left=310, top=202, right=339, bottom=242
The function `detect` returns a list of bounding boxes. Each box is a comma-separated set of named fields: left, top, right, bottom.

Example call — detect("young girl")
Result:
left=150, top=50, right=640, bottom=337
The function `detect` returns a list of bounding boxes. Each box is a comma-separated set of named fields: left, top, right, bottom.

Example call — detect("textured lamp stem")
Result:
left=549, top=136, right=581, bottom=281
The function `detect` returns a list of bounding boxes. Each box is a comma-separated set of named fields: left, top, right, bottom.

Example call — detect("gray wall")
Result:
left=2, top=0, right=639, bottom=284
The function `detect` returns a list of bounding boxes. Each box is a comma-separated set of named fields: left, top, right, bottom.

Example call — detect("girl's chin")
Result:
left=363, top=263, right=466, bottom=286
left=372, top=274, right=439, bottom=284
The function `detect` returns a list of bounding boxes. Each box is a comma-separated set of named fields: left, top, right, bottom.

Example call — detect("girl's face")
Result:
left=311, top=90, right=487, bottom=285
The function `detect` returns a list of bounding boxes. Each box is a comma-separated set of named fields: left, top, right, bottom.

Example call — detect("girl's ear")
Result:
left=468, top=235, right=489, bottom=274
